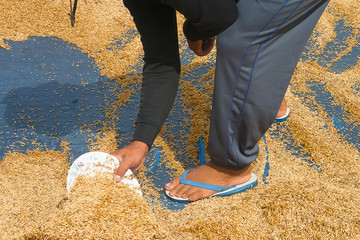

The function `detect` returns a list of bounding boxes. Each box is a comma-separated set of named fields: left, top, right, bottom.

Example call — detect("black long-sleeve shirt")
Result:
left=124, top=0, right=238, bottom=147
left=162, top=0, right=239, bottom=41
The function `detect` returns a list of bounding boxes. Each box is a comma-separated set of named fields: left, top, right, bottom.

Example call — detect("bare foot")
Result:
left=276, top=98, right=288, bottom=118
left=165, top=162, right=252, bottom=201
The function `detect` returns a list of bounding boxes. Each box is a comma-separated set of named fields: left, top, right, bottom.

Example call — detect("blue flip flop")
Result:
left=275, top=108, right=290, bottom=122
left=165, top=170, right=258, bottom=202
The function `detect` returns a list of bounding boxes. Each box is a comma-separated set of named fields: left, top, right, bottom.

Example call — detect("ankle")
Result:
left=208, top=162, right=252, bottom=181
left=277, top=98, right=288, bottom=117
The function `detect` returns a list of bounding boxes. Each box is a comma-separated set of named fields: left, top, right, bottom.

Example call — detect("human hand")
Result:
left=111, top=141, right=149, bottom=182
left=187, top=37, right=215, bottom=56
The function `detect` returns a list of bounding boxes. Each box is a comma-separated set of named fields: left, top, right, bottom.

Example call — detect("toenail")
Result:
left=165, top=182, right=171, bottom=188
left=114, top=175, right=121, bottom=182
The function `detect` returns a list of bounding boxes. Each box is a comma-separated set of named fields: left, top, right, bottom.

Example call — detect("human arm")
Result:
left=112, top=0, right=238, bottom=180
left=112, top=0, right=180, bottom=180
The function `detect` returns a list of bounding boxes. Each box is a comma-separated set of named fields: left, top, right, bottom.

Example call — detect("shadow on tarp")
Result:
left=3, top=81, right=103, bottom=137
left=0, top=36, right=119, bottom=160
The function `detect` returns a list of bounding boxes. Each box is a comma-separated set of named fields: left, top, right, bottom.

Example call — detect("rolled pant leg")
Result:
left=208, top=0, right=330, bottom=169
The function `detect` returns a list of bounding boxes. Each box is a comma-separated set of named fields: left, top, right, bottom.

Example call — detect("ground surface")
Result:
left=0, top=1, right=359, bottom=239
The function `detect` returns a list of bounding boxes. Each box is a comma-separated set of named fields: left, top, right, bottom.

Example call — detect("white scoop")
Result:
left=67, top=151, right=142, bottom=196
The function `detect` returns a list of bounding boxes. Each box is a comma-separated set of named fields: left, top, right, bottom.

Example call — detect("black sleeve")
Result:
left=124, top=0, right=180, bottom=148
left=161, top=0, right=238, bottom=41
left=132, top=63, right=180, bottom=148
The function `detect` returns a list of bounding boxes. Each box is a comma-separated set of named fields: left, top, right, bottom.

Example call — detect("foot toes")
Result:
left=165, top=176, right=181, bottom=191
left=188, top=189, right=210, bottom=202
left=168, top=183, right=183, bottom=197
left=181, top=193, right=188, bottom=199
left=174, top=185, right=189, bottom=198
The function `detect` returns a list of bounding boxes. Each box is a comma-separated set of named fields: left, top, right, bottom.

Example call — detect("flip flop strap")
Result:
left=180, top=170, right=236, bottom=192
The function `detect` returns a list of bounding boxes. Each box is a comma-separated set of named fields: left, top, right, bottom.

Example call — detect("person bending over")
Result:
left=111, top=0, right=329, bottom=201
